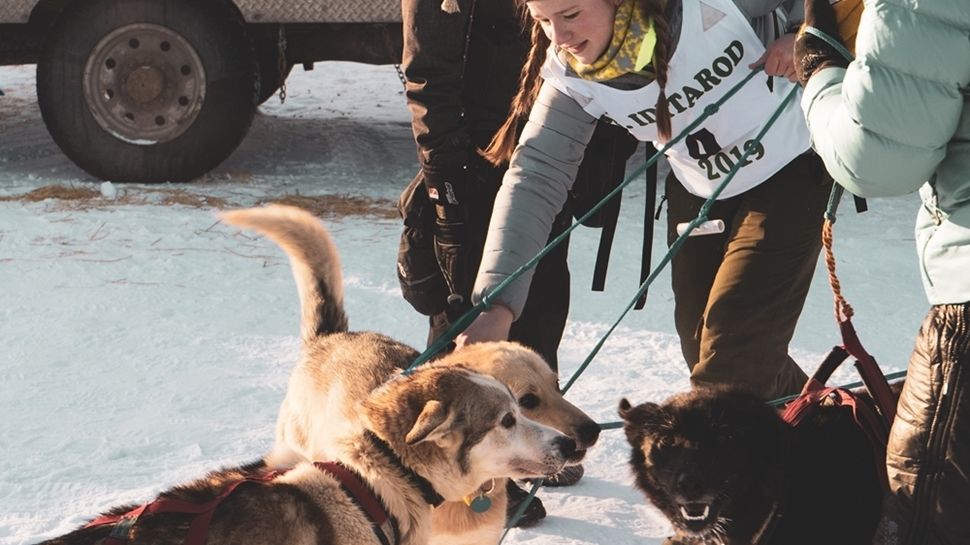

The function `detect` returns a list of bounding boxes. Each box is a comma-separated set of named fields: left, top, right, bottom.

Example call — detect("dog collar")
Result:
left=314, top=462, right=400, bottom=545
left=364, top=430, right=446, bottom=508
left=463, top=479, right=496, bottom=513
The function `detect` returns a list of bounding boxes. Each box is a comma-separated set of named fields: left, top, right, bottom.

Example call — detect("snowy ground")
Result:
left=0, top=63, right=927, bottom=545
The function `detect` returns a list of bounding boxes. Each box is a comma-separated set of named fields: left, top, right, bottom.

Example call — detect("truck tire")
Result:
left=37, top=0, right=258, bottom=183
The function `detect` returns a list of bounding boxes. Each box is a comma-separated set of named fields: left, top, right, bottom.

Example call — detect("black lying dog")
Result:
left=619, top=386, right=884, bottom=545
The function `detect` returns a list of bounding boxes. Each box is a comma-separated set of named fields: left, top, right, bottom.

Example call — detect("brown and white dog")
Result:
left=220, top=205, right=601, bottom=545
left=40, top=359, right=576, bottom=545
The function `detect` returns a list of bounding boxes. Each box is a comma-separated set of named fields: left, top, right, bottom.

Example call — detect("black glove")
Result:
left=396, top=166, right=477, bottom=319
left=794, top=0, right=850, bottom=86
left=423, top=167, right=474, bottom=319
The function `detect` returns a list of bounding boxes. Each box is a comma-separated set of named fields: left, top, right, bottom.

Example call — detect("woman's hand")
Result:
left=455, top=304, right=514, bottom=347
left=750, top=33, right=797, bottom=82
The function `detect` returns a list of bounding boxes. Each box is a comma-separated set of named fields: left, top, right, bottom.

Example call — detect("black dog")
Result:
left=619, top=387, right=884, bottom=545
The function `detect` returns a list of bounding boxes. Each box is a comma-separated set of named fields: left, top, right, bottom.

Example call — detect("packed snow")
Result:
left=0, top=62, right=926, bottom=545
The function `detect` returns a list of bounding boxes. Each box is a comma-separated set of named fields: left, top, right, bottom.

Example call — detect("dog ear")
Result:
left=618, top=398, right=634, bottom=420
left=619, top=400, right=668, bottom=445
left=619, top=400, right=665, bottom=426
left=405, top=399, right=455, bottom=446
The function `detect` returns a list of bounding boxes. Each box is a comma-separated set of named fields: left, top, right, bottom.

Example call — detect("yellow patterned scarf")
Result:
left=563, top=0, right=657, bottom=81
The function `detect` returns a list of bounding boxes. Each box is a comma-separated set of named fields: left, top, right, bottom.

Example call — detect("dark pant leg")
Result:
left=429, top=205, right=570, bottom=374
left=508, top=210, right=572, bottom=373
left=883, top=303, right=970, bottom=545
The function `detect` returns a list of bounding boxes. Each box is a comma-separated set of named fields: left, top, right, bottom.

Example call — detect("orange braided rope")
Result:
left=822, top=218, right=854, bottom=322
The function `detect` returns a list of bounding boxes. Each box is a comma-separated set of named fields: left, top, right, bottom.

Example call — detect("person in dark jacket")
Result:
left=397, top=0, right=571, bottom=370
left=795, top=0, right=970, bottom=543
left=396, top=0, right=637, bottom=527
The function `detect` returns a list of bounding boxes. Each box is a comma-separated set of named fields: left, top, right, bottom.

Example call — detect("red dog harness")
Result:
left=84, top=462, right=399, bottom=545
left=780, top=343, right=897, bottom=489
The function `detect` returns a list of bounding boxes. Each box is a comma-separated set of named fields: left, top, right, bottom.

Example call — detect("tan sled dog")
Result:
left=220, top=205, right=601, bottom=545
left=40, top=362, right=576, bottom=545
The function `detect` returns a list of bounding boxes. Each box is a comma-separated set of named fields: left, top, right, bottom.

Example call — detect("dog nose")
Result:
left=676, top=472, right=703, bottom=497
left=554, top=436, right=577, bottom=460
left=578, top=421, right=601, bottom=447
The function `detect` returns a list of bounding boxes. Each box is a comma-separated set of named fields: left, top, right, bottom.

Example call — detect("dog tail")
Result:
left=220, top=205, right=349, bottom=341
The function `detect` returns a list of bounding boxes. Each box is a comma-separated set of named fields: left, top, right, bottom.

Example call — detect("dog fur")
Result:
left=41, top=358, right=574, bottom=545
left=619, top=387, right=884, bottom=545
left=219, top=204, right=600, bottom=545
left=40, top=208, right=580, bottom=545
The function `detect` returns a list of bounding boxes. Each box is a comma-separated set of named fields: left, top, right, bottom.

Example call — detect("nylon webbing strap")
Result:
left=86, top=471, right=280, bottom=545
left=635, top=144, right=659, bottom=310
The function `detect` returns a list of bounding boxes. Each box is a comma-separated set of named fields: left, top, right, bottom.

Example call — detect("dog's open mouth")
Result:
left=677, top=502, right=719, bottom=533
left=679, top=502, right=711, bottom=521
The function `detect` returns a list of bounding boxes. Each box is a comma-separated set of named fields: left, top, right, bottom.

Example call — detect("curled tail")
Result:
left=220, top=205, right=349, bottom=342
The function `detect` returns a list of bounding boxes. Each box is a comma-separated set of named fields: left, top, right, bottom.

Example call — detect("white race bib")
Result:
left=542, top=0, right=809, bottom=198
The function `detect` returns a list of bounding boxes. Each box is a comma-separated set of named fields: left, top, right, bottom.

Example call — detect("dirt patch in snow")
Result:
left=0, top=184, right=397, bottom=219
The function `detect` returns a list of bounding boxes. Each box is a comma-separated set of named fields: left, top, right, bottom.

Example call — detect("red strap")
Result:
left=781, top=386, right=890, bottom=490
left=85, top=471, right=281, bottom=545
left=839, top=319, right=897, bottom=426
left=314, top=462, right=389, bottom=526
left=780, top=382, right=825, bottom=427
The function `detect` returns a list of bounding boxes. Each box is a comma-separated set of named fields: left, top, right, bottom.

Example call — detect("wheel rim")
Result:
left=83, top=23, right=206, bottom=145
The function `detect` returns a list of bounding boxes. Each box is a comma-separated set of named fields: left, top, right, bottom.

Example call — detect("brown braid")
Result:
left=642, top=0, right=672, bottom=141
left=481, top=18, right=549, bottom=166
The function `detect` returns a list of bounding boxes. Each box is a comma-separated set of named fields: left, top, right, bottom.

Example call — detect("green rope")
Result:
left=502, top=480, right=543, bottom=538
left=562, top=83, right=801, bottom=393
left=406, top=65, right=767, bottom=373
left=825, top=182, right=845, bottom=222
left=803, top=26, right=855, bottom=64
left=808, top=23, right=855, bottom=225
left=594, top=369, right=907, bottom=430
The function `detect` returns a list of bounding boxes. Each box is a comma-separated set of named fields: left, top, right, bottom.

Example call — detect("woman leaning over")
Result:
left=457, top=0, right=833, bottom=401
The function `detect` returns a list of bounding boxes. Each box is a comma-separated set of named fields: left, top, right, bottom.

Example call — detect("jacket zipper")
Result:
left=907, top=307, right=968, bottom=543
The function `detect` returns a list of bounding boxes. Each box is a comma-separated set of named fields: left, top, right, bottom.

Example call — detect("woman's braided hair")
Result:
left=482, top=0, right=673, bottom=166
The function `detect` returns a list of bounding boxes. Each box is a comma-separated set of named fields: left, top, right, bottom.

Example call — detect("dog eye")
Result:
left=518, top=393, right=540, bottom=409
left=501, top=413, right=516, bottom=428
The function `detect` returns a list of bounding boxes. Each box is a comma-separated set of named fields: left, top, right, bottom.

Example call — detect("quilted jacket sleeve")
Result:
left=472, top=82, right=597, bottom=318
left=800, top=0, right=970, bottom=198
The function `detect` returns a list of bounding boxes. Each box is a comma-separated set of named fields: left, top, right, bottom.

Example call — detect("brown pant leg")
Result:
left=665, top=172, right=740, bottom=368
left=693, top=153, right=830, bottom=399
left=668, top=153, right=830, bottom=400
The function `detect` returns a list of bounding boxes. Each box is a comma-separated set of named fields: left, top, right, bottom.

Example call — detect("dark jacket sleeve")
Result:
left=401, top=0, right=474, bottom=175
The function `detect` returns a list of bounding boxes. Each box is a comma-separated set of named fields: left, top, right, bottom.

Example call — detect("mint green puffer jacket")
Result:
left=800, top=0, right=970, bottom=306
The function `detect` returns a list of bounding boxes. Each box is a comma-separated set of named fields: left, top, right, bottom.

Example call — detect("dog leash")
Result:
left=821, top=184, right=897, bottom=426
